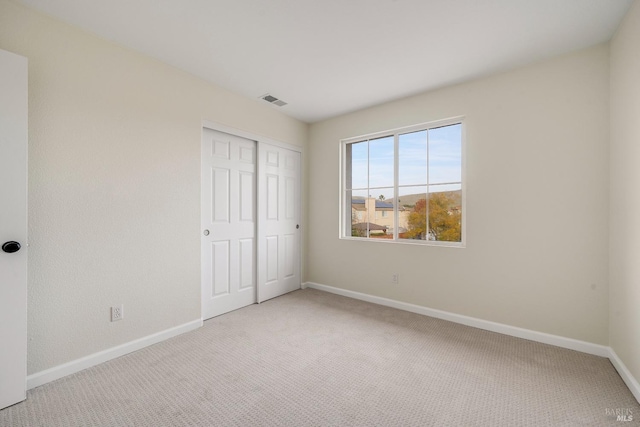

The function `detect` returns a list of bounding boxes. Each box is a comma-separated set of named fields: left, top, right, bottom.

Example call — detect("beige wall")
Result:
left=309, top=45, right=610, bottom=345
left=0, top=0, right=308, bottom=374
left=610, top=0, right=640, bottom=386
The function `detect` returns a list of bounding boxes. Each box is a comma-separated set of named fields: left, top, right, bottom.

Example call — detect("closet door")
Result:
left=201, top=128, right=256, bottom=319
left=258, top=144, right=301, bottom=302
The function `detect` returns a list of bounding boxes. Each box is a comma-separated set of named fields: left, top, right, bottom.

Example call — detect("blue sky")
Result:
left=349, top=123, right=462, bottom=200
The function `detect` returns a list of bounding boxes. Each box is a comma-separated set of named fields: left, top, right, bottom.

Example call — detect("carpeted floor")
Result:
left=1, top=288, right=638, bottom=426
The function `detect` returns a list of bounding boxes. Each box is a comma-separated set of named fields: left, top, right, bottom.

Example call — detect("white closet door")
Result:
left=0, top=49, right=28, bottom=410
left=201, top=128, right=256, bottom=319
left=258, top=144, right=301, bottom=302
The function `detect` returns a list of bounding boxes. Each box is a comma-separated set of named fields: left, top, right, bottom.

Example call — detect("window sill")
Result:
left=339, top=236, right=465, bottom=248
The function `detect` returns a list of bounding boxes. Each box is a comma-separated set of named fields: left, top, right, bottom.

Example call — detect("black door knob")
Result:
left=2, top=241, right=21, bottom=253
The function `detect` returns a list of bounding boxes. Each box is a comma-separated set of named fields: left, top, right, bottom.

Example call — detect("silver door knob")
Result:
left=203, top=230, right=210, bottom=236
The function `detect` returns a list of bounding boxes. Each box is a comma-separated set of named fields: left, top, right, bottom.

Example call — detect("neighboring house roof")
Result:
left=352, top=222, right=387, bottom=231
left=376, top=200, right=393, bottom=209
left=351, top=199, right=394, bottom=209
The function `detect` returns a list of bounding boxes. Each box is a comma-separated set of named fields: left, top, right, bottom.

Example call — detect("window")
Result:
left=341, top=118, right=464, bottom=246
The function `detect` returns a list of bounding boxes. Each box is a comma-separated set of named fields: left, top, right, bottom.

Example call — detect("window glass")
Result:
left=427, top=184, right=462, bottom=242
left=368, top=136, right=394, bottom=189
left=429, top=124, right=462, bottom=185
left=349, top=189, right=370, bottom=238
left=348, top=141, right=368, bottom=190
left=399, top=130, right=427, bottom=186
left=398, top=186, right=427, bottom=240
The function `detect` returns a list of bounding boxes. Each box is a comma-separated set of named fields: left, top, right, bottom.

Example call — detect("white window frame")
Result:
left=339, top=117, right=466, bottom=247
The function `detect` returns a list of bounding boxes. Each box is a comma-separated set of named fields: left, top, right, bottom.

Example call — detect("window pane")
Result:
left=347, top=141, right=368, bottom=190
left=399, top=130, right=427, bottom=186
left=371, top=189, right=395, bottom=239
left=397, top=186, right=428, bottom=240
left=349, top=190, right=370, bottom=238
left=429, top=124, right=462, bottom=185
left=368, top=136, right=394, bottom=188
left=349, top=190, right=395, bottom=239
left=428, top=184, right=462, bottom=242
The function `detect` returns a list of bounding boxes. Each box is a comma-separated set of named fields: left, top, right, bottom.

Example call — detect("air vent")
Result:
left=260, top=93, right=287, bottom=107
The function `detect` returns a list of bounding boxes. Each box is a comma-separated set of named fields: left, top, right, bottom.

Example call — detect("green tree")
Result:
left=378, top=194, right=385, bottom=200
left=405, top=193, right=461, bottom=241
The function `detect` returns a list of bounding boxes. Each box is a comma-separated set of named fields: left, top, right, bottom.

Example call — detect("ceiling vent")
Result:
left=260, top=94, right=287, bottom=107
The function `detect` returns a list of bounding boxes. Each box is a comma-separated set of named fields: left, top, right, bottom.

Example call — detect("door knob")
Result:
left=2, top=241, right=21, bottom=253
left=203, top=230, right=210, bottom=236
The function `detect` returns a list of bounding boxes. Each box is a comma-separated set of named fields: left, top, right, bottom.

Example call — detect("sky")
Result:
left=348, top=123, right=462, bottom=200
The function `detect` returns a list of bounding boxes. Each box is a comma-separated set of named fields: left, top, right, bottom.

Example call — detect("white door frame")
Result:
left=201, top=120, right=303, bottom=315
left=202, top=121, right=304, bottom=152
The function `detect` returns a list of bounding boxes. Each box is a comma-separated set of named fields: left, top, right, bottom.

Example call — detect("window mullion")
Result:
left=366, top=140, right=370, bottom=238
left=393, top=133, right=399, bottom=241
left=426, top=129, right=430, bottom=241
left=344, top=142, right=349, bottom=237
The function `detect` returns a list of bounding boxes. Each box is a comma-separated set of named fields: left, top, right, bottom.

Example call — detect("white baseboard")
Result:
left=608, top=348, right=640, bottom=403
left=27, top=319, right=203, bottom=390
left=303, top=282, right=610, bottom=357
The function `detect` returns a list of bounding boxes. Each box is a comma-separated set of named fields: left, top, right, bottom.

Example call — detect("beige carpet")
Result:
left=1, top=288, right=638, bottom=426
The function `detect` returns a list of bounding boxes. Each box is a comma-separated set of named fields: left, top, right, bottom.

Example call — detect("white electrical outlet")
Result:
left=111, top=305, right=124, bottom=322
left=391, top=273, right=399, bottom=284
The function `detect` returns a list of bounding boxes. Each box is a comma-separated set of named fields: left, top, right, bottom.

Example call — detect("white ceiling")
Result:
left=17, top=0, right=633, bottom=123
